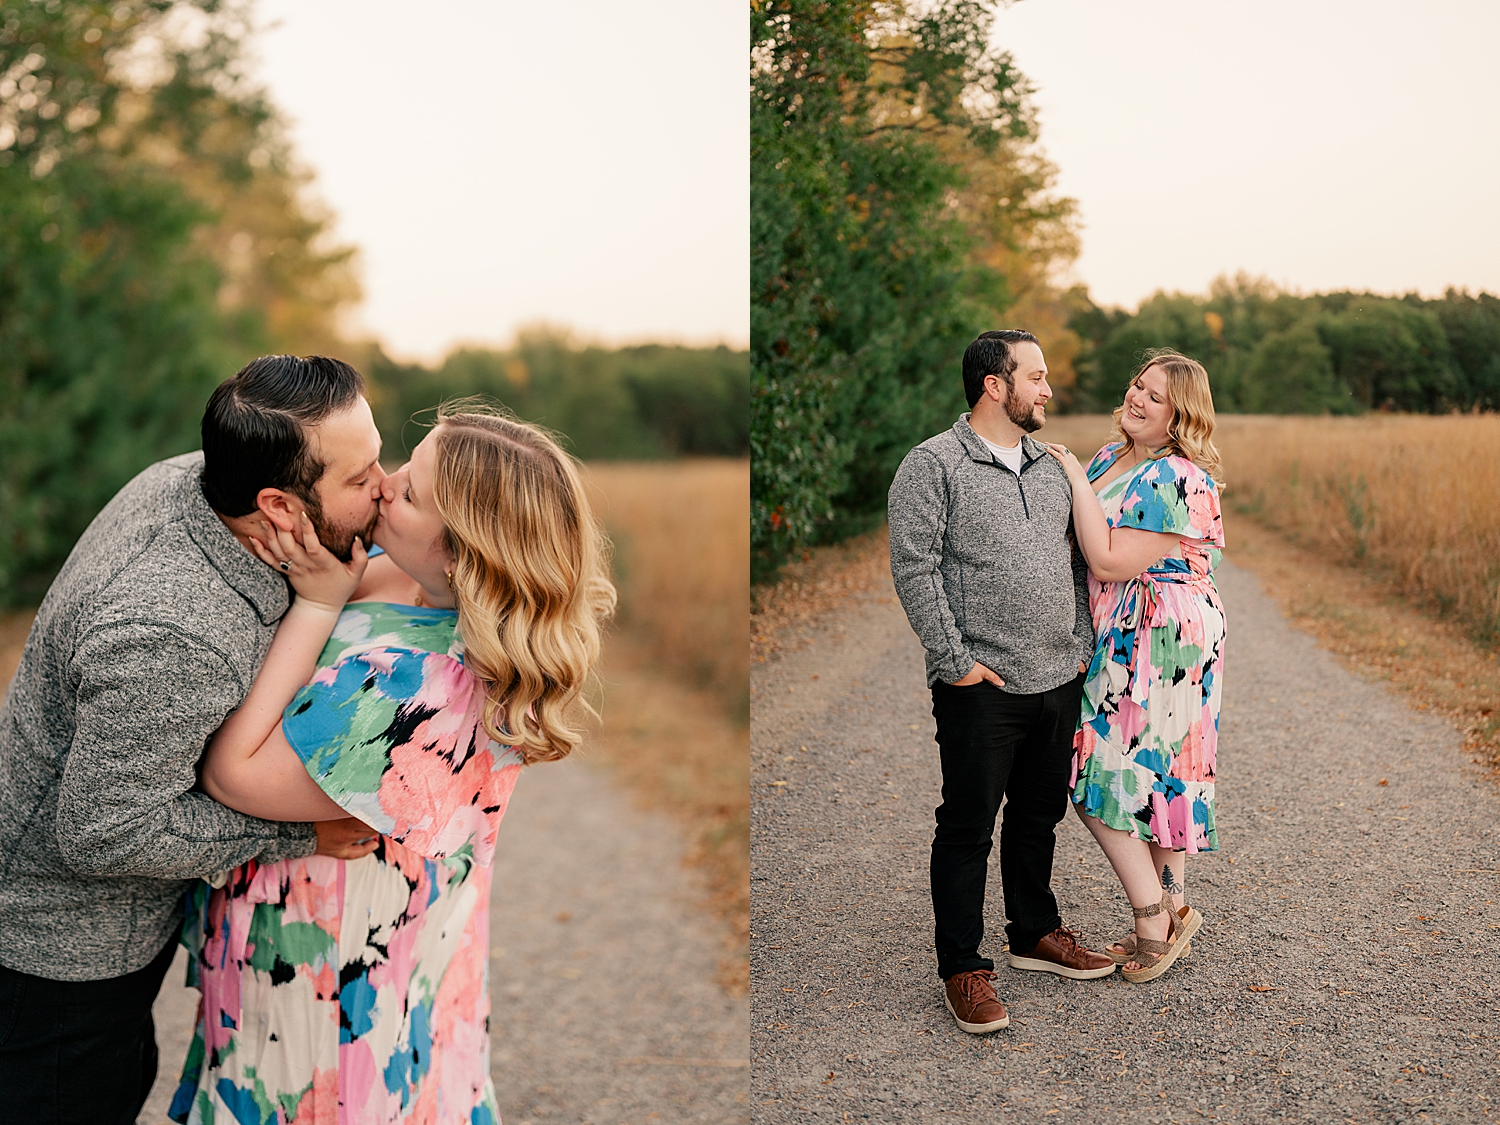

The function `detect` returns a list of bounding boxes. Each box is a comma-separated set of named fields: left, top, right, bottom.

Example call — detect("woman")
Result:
left=1045, top=350, right=1225, bottom=984
left=169, top=407, right=615, bottom=1122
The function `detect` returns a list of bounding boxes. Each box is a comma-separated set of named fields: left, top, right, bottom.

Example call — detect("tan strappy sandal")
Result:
left=1106, top=905, right=1194, bottom=965
left=1121, top=894, right=1202, bottom=983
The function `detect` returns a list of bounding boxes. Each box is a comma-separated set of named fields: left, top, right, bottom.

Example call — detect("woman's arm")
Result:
left=200, top=513, right=369, bottom=822
left=1046, top=445, right=1185, bottom=583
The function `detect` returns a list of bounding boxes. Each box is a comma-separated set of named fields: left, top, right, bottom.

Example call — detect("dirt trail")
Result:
left=750, top=558, right=1500, bottom=1123
left=139, top=755, right=748, bottom=1123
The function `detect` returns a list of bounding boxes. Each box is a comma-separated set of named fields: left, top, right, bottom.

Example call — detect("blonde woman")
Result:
left=1045, top=350, right=1225, bottom=984
left=170, top=408, right=615, bottom=1123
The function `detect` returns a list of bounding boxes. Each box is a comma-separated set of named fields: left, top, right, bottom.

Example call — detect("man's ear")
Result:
left=254, top=488, right=304, bottom=534
left=984, top=373, right=1008, bottom=403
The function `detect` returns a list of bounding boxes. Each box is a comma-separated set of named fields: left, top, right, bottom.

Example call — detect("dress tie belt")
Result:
left=1087, top=568, right=1221, bottom=711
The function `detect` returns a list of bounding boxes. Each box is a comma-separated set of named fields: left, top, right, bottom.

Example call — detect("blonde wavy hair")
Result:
left=429, top=405, right=617, bottom=764
left=1108, top=348, right=1224, bottom=485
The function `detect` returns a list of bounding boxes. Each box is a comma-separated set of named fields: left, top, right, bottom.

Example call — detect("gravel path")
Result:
left=750, top=558, right=1500, bottom=1123
left=140, top=757, right=748, bottom=1123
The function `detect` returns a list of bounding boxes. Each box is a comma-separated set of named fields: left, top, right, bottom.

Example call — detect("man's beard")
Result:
left=299, top=494, right=378, bottom=563
left=1006, top=392, right=1044, bottom=433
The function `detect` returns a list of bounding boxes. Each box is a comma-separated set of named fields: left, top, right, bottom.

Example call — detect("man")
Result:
left=888, top=329, right=1115, bottom=1036
left=0, top=355, right=387, bottom=1122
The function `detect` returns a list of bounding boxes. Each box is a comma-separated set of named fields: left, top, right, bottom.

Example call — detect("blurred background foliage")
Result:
left=1067, top=275, right=1500, bottom=417
left=750, top=0, right=1081, bottom=580
left=365, top=330, right=748, bottom=463
left=0, top=1, right=746, bottom=606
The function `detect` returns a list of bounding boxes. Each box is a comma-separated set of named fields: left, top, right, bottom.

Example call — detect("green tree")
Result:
left=0, top=1, right=357, bottom=604
left=1317, top=299, right=1456, bottom=412
left=1239, top=321, right=1354, bottom=414
left=750, top=0, right=1074, bottom=576
left=367, top=330, right=748, bottom=462
left=1428, top=289, right=1500, bottom=411
left=1069, top=276, right=1495, bottom=417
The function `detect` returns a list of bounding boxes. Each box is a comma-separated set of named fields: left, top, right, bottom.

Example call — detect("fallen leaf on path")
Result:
left=1247, top=985, right=1282, bottom=992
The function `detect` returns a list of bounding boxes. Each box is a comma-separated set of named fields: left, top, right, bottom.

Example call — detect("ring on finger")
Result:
left=279, top=560, right=291, bottom=572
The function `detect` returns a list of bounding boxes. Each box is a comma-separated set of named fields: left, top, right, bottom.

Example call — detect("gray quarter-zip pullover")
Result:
left=888, top=414, right=1094, bottom=691
left=0, top=453, right=317, bottom=981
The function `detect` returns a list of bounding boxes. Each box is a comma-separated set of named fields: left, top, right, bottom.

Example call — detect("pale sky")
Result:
left=255, top=0, right=747, bottom=362
left=992, top=0, right=1500, bottom=310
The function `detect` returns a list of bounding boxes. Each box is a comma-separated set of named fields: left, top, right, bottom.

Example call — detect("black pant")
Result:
left=929, top=674, right=1084, bottom=979
left=0, top=932, right=177, bottom=1124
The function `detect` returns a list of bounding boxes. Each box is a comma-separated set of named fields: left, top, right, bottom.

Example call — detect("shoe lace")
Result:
left=1052, top=927, right=1085, bottom=955
left=957, top=969, right=997, bottom=1004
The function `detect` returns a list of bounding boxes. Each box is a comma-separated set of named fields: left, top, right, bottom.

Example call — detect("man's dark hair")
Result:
left=200, top=355, right=366, bottom=517
left=961, top=330, right=1039, bottom=408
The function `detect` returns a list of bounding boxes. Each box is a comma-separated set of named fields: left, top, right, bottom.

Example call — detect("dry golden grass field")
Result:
left=1215, top=414, right=1500, bottom=645
left=580, top=459, right=750, bottom=990
left=583, top=459, right=750, bottom=712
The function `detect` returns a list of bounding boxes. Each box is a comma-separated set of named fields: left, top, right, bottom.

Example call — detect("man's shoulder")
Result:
left=889, top=430, right=966, bottom=507
left=48, top=453, right=266, bottom=649
left=79, top=453, right=203, bottom=542
left=904, top=426, right=969, bottom=468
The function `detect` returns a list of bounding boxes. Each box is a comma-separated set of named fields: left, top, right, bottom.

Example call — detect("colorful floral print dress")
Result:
left=1070, top=444, right=1226, bottom=854
left=170, top=602, right=524, bottom=1125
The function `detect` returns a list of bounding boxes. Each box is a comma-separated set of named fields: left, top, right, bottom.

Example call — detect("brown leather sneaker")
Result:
left=943, top=969, right=1010, bottom=1033
left=1007, top=926, right=1117, bottom=980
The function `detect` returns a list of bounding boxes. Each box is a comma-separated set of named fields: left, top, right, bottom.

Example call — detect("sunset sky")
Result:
left=255, top=0, right=747, bottom=362
left=992, top=0, right=1500, bottom=309
left=252, top=2, right=1498, bottom=359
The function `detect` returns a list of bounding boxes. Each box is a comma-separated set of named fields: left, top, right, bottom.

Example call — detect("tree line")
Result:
left=1067, top=276, right=1500, bottom=416
left=366, top=331, right=747, bottom=464
left=0, top=2, right=745, bottom=606
left=750, top=0, right=1082, bottom=579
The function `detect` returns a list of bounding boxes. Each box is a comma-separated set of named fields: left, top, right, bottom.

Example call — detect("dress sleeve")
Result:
left=1114, top=456, right=1224, bottom=545
left=1084, top=442, right=1122, bottom=482
left=280, top=647, right=523, bottom=866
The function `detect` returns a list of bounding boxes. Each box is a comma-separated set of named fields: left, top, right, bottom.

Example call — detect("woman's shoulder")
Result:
left=1085, top=441, right=1125, bottom=476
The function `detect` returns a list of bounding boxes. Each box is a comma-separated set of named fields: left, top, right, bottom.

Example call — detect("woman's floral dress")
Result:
left=170, top=603, right=524, bottom=1124
left=1071, top=444, right=1226, bottom=854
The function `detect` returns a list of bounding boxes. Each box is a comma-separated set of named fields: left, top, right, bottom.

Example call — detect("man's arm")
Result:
left=55, top=622, right=316, bottom=877
left=887, top=448, right=974, bottom=685
left=1069, top=518, right=1094, bottom=666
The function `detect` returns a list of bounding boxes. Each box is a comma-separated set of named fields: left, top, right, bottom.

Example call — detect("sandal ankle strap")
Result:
left=1131, top=901, right=1165, bottom=919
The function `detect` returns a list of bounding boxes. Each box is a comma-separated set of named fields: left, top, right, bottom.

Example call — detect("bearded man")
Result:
left=888, top=330, right=1115, bottom=1035
left=0, top=355, right=385, bottom=1122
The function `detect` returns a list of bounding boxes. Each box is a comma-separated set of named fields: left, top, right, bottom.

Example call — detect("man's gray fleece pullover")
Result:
left=888, top=415, right=1094, bottom=692
left=0, top=453, right=317, bottom=981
